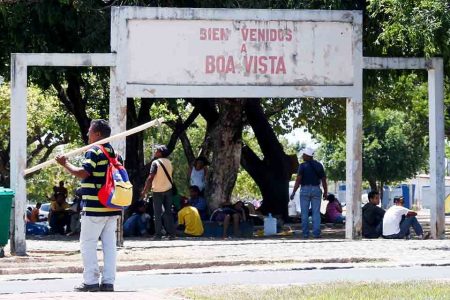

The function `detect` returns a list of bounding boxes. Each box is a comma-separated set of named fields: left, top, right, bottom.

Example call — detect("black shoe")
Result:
left=168, top=234, right=176, bottom=240
left=100, top=283, right=114, bottom=292
left=74, top=283, right=99, bottom=292
left=152, top=235, right=162, bottom=241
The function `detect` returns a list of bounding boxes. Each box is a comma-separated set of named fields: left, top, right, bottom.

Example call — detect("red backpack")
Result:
left=97, top=145, right=133, bottom=209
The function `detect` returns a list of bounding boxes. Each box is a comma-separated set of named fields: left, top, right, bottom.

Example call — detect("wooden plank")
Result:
left=24, top=118, right=164, bottom=175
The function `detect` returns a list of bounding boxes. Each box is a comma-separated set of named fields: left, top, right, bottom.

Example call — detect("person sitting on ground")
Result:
left=29, top=202, right=42, bottom=223
left=325, top=194, right=345, bottom=224
left=362, top=191, right=385, bottom=238
left=123, top=200, right=151, bottom=237
left=383, top=196, right=429, bottom=240
left=211, top=200, right=247, bottom=239
left=49, top=192, right=71, bottom=235
left=188, top=157, right=208, bottom=194
left=188, top=185, right=208, bottom=220
left=177, top=198, right=204, bottom=237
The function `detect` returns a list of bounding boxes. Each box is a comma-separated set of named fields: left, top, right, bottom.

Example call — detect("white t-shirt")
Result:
left=382, top=205, right=409, bottom=236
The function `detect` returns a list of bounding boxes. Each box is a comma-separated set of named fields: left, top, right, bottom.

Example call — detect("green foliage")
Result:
left=0, top=83, right=80, bottom=200
left=368, top=0, right=450, bottom=62
left=182, top=281, right=450, bottom=300
left=317, top=108, right=428, bottom=186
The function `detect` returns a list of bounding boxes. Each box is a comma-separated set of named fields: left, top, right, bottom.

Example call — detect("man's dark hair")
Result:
left=189, top=185, right=200, bottom=193
left=36, top=202, right=42, bottom=208
left=368, top=190, right=379, bottom=200
left=90, top=119, right=111, bottom=138
left=327, top=194, right=337, bottom=202
left=393, top=196, right=404, bottom=203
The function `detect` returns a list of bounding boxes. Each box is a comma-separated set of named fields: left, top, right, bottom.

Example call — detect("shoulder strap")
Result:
left=98, top=145, right=113, bottom=163
left=157, top=159, right=173, bottom=185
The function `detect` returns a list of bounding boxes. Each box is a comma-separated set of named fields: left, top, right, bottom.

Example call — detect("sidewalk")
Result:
left=1, top=214, right=449, bottom=278
left=0, top=291, right=180, bottom=300
left=2, top=235, right=450, bottom=277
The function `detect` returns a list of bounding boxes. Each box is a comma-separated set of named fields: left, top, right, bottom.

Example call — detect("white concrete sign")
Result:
left=127, top=20, right=353, bottom=86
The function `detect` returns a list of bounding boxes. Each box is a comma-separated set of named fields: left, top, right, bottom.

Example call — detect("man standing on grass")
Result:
left=290, top=147, right=328, bottom=239
left=56, top=119, right=121, bottom=292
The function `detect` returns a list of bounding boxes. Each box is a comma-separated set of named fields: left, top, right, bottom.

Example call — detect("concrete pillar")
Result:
left=428, top=58, right=445, bottom=239
left=10, top=54, right=27, bottom=255
left=345, top=11, right=363, bottom=239
left=110, top=7, right=127, bottom=247
left=345, top=97, right=363, bottom=239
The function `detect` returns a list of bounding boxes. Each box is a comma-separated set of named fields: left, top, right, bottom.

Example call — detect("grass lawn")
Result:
left=179, top=281, right=450, bottom=299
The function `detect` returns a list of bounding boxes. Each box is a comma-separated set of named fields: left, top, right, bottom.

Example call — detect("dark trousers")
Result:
left=153, top=189, right=175, bottom=236
left=49, top=212, right=70, bottom=234
left=383, top=216, right=423, bottom=239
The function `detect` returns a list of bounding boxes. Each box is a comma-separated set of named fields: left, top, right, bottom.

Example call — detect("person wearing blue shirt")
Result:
left=123, top=201, right=150, bottom=237
left=290, top=147, right=328, bottom=239
left=188, top=185, right=208, bottom=220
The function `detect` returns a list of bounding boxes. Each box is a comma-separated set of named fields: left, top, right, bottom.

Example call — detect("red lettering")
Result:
left=212, top=28, right=220, bottom=40
left=206, top=56, right=235, bottom=74
left=276, top=57, right=286, bottom=74
left=257, top=29, right=266, bottom=41
left=216, top=56, right=225, bottom=73
left=250, top=29, right=257, bottom=41
left=221, top=29, right=231, bottom=40
left=269, top=56, right=277, bottom=73
left=226, top=56, right=235, bottom=73
left=244, top=56, right=253, bottom=73
left=205, top=56, right=215, bottom=73
left=285, top=29, right=293, bottom=41
left=269, top=29, right=277, bottom=41
left=240, top=44, right=247, bottom=53
left=258, top=56, right=267, bottom=73
left=241, top=28, right=249, bottom=41
left=200, top=28, right=207, bottom=40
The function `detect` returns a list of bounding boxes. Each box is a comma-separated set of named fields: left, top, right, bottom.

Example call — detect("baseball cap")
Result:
left=302, top=147, right=315, bottom=157
left=155, top=144, right=169, bottom=157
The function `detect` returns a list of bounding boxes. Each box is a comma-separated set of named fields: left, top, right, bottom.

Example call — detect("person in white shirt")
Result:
left=382, top=196, right=429, bottom=239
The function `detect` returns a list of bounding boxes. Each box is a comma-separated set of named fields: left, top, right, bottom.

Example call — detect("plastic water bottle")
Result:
left=264, top=213, right=277, bottom=236
left=288, top=200, right=297, bottom=217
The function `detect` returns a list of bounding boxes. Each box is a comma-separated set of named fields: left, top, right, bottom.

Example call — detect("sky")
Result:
left=283, top=127, right=319, bottom=149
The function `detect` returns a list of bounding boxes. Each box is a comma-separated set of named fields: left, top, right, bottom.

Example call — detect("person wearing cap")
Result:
left=290, top=147, right=328, bottom=238
left=382, top=196, right=429, bottom=239
left=141, top=145, right=176, bottom=240
left=362, top=190, right=385, bottom=238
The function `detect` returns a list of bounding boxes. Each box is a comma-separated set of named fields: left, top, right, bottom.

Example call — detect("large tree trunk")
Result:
left=205, top=99, right=244, bottom=209
left=241, top=100, right=293, bottom=219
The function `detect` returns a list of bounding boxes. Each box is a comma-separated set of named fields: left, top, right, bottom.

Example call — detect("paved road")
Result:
left=1, top=266, right=450, bottom=295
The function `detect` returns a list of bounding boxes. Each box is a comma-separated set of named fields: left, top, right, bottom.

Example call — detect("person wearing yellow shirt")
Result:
left=177, top=199, right=204, bottom=237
